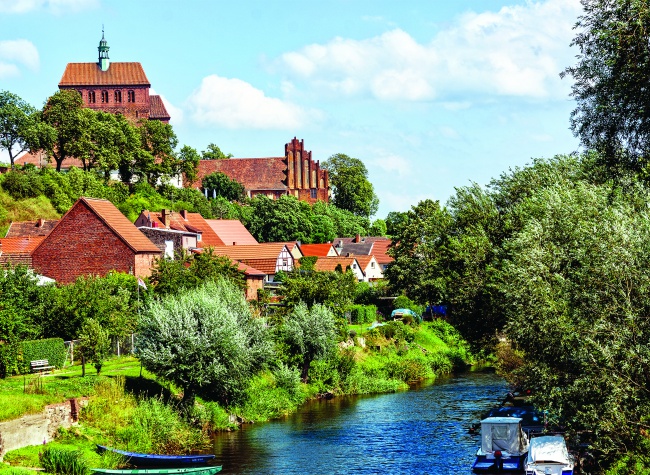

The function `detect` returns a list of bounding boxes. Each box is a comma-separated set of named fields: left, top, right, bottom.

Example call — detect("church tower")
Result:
left=98, top=29, right=110, bottom=71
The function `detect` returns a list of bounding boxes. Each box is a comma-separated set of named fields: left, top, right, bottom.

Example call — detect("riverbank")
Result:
left=0, top=320, right=473, bottom=470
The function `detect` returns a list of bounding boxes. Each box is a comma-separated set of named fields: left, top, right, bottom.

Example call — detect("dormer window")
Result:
left=101, top=90, right=108, bottom=103
left=114, top=90, right=122, bottom=103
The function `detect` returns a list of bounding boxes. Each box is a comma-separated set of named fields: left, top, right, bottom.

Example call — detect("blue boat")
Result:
left=96, top=445, right=216, bottom=467
left=472, top=417, right=529, bottom=473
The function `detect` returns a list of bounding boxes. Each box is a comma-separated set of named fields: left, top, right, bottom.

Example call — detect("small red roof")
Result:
left=300, top=243, right=336, bottom=257
left=313, top=256, right=359, bottom=273
left=205, top=219, right=258, bottom=246
left=0, top=236, right=45, bottom=254
left=149, top=95, right=170, bottom=121
left=139, top=210, right=225, bottom=247
left=59, top=62, right=150, bottom=87
left=6, top=220, right=59, bottom=238
left=15, top=151, right=83, bottom=170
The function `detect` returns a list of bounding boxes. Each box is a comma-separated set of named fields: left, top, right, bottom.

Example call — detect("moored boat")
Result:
left=525, top=435, right=574, bottom=475
left=96, top=445, right=215, bottom=467
left=472, top=417, right=530, bottom=473
left=91, top=467, right=222, bottom=475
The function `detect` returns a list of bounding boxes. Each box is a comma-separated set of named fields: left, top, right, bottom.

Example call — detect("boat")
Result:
left=91, top=467, right=222, bottom=475
left=524, top=435, right=574, bottom=475
left=472, top=417, right=530, bottom=473
left=96, top=445, right=216, bottom=467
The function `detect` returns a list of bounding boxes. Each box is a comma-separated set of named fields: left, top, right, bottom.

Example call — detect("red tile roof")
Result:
left=314, top=256, right=359, bottom=273
left=59, top=62, right=150, bottom=87
left=209, top=243, right=290, bottom=274
left=15, top=151, right=83, bottom=169
left=192, top=158, right=287, bottom=190
left=0, top=236, right=45, bottom=254
left=205, top=219, right=258, bottom=246
left=300, top=243, right=336, bottom=257
left=149, top=95, right=170, bottom=120
left=334, top=236, right=394, bottom=265
left=138, top=210, right=225, bottom=247
left=78, top=198, right=160, bottom=253
left=5, top=220, right=59, bottom=238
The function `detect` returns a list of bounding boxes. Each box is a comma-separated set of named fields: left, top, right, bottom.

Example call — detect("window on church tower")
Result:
left=114, top=90, right=122, bottom=103
left=128, top=90, right=135, bottom=102
left=88, top=91, right=96, bottom=103
left=101, top=90, right=108, bottom=103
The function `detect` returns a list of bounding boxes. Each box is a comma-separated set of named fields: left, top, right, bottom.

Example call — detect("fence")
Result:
left=63, top=334, right=137, bottom=365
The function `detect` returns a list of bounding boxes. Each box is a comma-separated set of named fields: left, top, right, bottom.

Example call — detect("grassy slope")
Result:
left=0, top=190, right=60, bottom=236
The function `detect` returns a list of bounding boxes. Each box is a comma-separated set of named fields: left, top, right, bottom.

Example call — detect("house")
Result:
left=5, top=219, right=59, bottom=238
left=208, top=243, right=294, bottom=282
left=134, top=209, right=225, bottom=248
left=0, top=236, right=45, bottom=267
left=333, top=235, right=394, bottom=271
left=354, top=255, right=383, bottom=282
left=31, top=197, right=161, bottom=283
left=313, top=256, right=365, bottom=281
left=205, top=219, right=258, bottom=246
left=138, top=227, right=199, bottom=258
left=187, top=138, right=330, bottom=204
left=279, top=241, right=303, bottom=261
left=300, top=243, right=338, bottom=257
left=58, top=31, right=170, bottom=123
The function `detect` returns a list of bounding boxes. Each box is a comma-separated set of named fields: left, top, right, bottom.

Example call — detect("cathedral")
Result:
left=58, top=31, right=170, bottom=123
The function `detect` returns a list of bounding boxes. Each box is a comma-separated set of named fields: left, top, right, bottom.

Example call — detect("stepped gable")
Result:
left=59, top=62, right=150, bottom=86
left=6, top=219, right=59, bottom=238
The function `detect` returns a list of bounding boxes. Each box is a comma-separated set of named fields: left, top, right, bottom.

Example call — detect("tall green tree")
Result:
left=78, top=318, right=110, bottom=375
left=133, top=119, right=179, bottom=186
left=562, top=0, right=650, bottom=175
left=0, top=91, right=46, bottom=169
left=201, top=143, right=232, bottom=160
left=40, top=90, right=84, bottom=172
left=201, top=172, right=245, bottom=202
left=138, top=278, right=272, bottom=408
left=322, top=153, right=379, bottom=218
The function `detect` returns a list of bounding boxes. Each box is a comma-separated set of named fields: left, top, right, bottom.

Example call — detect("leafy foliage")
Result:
left=20, top=338, right=66, bottom=372
left=322, top=153, right=379, bottom=218
left=138, top=279, right=272, bottom=408
left=201, top=172, right=245, bottom=202
left=78, top=318, right=110, bottom=375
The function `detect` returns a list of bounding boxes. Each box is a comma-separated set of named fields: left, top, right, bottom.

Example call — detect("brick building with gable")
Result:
left=57, top=31, right=170, bottom=123
left=188, top=137, right=330, bottom=204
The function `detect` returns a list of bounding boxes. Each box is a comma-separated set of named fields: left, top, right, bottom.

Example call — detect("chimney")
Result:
left=161, top=210, right=169, bottom=227
left=233, top=242, right=236, bottom=246
left=180, top=210, right=188, bottom=220
left=355, top=233, right=361, bottom=243
left=37, top=218, right=44, bottom=228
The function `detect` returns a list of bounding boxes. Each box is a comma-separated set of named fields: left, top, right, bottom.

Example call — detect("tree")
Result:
left=201, top=143, right=232, bottom=160
left=201, top=172, right=245, bottom=202
left=133, top=119, right=179, bottom=186
left=247, top=195, right=313, bottom=243
left=40, top=90, right=85, bottom=172
left=562, top=0, right=650, bottom=175
left=281, top=303, right=337, bottom=382
left=138, top=279, right=272, bottom=408
left=0, top=91, right=43, bottom=169
left=78, top=318, right=110, bottom=375
left=368, top=218, right=387, bottom=237
left=322, top=153, right=379, bottom=218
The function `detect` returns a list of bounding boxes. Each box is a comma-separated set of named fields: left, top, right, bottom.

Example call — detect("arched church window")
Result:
left=128, top=90, right=135, bottom=103
left=88, top=91, right=96, bottom=103
left=101, top=90, right=108, bottom=103
left=114, top=90, right=122, bottom=103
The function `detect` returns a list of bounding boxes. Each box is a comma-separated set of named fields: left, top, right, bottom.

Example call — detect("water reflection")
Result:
left=212, top=370, right=506, bottom=474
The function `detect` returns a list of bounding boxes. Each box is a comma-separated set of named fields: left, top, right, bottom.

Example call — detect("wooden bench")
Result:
left=30, top=359, right=54, bottom=374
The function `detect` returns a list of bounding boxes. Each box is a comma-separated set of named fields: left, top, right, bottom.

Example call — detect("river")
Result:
left=211, top=369, right=507, bottom=474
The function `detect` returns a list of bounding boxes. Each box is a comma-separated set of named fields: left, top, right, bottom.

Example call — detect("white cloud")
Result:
left=187, top=75, right=311, bottom=129
left=0, top=39, right=39, bottom=78
left=371, top=150, right=412, bottom=177
left=278, top=0, right=581, bottom=102
left=0, top=0, right=98, bottom=13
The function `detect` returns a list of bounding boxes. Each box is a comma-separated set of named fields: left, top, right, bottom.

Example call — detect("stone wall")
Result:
left=0, top=398, right=87, bottom=461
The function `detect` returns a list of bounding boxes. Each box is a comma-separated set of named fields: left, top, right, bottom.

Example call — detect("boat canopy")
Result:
left=527, top=436, right=570, bottom=464
left=480, top=417, right=529, bottom=456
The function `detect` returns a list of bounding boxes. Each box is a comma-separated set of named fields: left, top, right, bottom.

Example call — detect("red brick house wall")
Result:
left=32, top=200, right=158, bottom=283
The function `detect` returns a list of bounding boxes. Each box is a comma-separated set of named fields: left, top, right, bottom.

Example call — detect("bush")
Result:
left=348, top=304, right=377, bottom=324
left=39, top=447, right=89, bottom=475
left=378, top=321, right=415, bottom=343
left=20, top=338, right=66, bottom=373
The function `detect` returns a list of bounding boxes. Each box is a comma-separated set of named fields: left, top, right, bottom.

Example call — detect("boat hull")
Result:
left=96, top=446, right=216, bottom=467
left=472, top=453, right=526, bottom=473
left=91, top=467, right=222, bottom=475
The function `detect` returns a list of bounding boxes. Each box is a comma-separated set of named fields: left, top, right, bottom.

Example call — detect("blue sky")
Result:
left=0, top=0, right=583, bottom=218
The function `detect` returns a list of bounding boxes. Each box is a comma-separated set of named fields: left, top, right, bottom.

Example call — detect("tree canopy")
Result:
left=322, top=153, right=378, bottom=218
left=0, top=91, right=46, bottom=169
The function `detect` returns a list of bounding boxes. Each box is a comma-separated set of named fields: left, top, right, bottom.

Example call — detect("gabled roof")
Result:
left=313, top=256, right=360, bottom=273
left=59, top=62, right=151, bottom=86
left=0, top=236, right=45, bottom=254
left=209, top=243, right=289, bottom=260
left=300, top=243, right=337, bottom=257
left=354, top=255, right=378, bottom=272
left=139, top=210, right=225, bottom=247
left=56, top=197, right=160, bottom=254
left=6, top=220, right=59, bottom=238
left=338, top=242, right=374, bottom=256
left=149, top=95, right=170, bottom=120
left=193, top=157, right=287, bottom=191
left=204, top=219, right=258, bottom=246
left=334, top=236, right=394, bottom=265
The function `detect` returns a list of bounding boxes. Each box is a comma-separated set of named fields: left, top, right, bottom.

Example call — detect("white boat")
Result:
left=525, top=435, right=574, bottom=475
left=472, top=417, right=530, bottom=473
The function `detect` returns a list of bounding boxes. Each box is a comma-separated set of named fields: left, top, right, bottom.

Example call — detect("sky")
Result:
left=0, top=0, right=584, bottom=219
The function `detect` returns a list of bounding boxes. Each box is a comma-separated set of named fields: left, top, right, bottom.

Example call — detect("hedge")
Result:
left=19, top=338, right=66, bottom=373
left=349, top=304, right=378, bottom=324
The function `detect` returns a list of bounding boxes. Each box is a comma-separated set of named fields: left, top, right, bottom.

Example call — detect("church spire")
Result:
left=98, top=27, right=110, bottom=71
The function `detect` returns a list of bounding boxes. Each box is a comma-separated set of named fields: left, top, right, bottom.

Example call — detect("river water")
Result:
left=211, top=370, right=507, bottom=474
